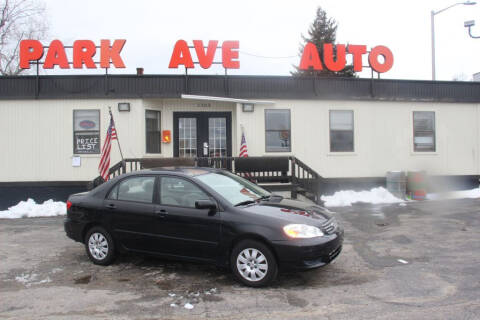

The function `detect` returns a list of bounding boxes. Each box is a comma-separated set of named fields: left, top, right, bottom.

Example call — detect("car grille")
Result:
left=321, top=218, right=338, bottom=235
left=328, top=245, right=342, bottom=261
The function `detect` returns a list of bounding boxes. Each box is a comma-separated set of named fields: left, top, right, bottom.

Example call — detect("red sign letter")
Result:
left=43, top=40, right=69, bottom=69
left=368, top=45, right=394, bottom=73
left=222, top=41, right=240, bottom=69
left=323, top=44, right=346, bottom=72
left=20, top=40, right=44, bottom=69
left=347, top=45, right=367, bottom=72
left=100, top=39, right=126, bottom=68
left=169, top=40, right=194, bottom=68
left=194, top=40, right=218, bottom=69
left=73, top=40, right=96, bottom=69
left=299, top=42, right=323, bottom=70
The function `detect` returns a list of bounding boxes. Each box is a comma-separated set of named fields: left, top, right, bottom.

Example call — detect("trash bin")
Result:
left=386, top=171, right=407, bottom=199
left=407, top=171, right=427, bottom=200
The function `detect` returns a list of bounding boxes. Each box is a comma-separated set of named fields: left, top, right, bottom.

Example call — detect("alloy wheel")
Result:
left=88, top=232, right=109, bottom=261
left=236, top=248, right=269, bottom=282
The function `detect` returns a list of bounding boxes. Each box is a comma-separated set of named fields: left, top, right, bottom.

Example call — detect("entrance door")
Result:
left=173, top=112, right=232, bottom=158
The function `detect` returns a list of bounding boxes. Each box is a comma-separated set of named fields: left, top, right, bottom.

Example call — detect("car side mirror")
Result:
left=195, top=199, right=217, bottom=214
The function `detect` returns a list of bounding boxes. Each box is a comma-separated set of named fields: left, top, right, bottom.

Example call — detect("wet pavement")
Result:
left=1, top=198, right=479, bottom=319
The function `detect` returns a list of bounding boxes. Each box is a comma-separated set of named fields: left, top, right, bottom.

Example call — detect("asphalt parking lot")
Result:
left=1, top=198, right=479, bottom=320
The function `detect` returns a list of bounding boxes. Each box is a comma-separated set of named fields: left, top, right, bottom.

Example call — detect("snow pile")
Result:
left=321, top=187, right=404, bottom=207
left=427, top=188, right=480, bottom=200
left=15, top=273, right=51, bottom=287
left=0, top=199, right=66, bottom=219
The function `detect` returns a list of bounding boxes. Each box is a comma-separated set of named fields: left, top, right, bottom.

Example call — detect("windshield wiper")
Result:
left=235, top=195, right=275, bottom=207
left=234, top=200, right=257, bottom=207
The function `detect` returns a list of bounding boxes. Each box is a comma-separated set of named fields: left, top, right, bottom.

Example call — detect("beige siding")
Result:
left=0, top=99, right=143, bottom=182
left=0, top=98, right=478, bottom=182
left=235, top=100, right=480, bottom=178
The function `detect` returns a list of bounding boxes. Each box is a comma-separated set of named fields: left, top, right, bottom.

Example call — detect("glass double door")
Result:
left=173, top=112, right=232, bottom=158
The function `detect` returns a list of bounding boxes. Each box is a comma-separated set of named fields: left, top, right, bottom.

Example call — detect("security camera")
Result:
left=465, top=20, right=475, bottom=27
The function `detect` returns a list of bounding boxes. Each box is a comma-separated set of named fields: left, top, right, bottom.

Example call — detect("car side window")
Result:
left=107, top=184, right=119, bottom=200
left=110, top=176, right=156, bottom=203
left=160, top=177, right=209, bottom=208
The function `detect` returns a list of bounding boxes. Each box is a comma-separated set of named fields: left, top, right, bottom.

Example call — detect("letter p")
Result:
left=20, top=40, right=44, bottom=69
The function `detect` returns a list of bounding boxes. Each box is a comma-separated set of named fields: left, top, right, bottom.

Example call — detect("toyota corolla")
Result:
left=64, top=167, right=343, bottom=287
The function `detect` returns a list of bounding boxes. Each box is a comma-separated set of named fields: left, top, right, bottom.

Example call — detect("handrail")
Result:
left=290, top=156, right=323, bottom=202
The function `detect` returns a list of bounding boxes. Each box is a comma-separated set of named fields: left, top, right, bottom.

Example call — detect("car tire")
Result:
left=231, top=239, right=278, bottom=287
left=84, top=226, right=116, bottom=266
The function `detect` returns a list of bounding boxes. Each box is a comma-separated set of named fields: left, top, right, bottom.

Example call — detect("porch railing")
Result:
left=90, top=156, right=324, bottom=204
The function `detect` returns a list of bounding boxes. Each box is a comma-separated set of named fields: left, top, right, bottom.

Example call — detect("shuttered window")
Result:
left=330, top=110, right=354, bottom=152
left=413, top=111, right=435, bottom=152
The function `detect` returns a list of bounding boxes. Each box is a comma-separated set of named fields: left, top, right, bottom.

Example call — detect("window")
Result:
left=195, top=171, right=270, bottom=206
left=265, top=109, right=291, bottom=152
left=146, top=110, right=161, bottom=153
left=160, top=177, right=209, bottom=208
left=73, top=110, right=100, bottom=154
left=208, top=118, right=227, bottom=157
left=178, top=117, right=197, bottom=158
left=413, top=111, right=435, bottom=152
left=109, top=176, right=155, bottom=203
left=330, top=110, right=354, bottom=152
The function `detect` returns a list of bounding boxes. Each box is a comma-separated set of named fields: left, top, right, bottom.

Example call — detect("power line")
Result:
left=239, top=50, right=297, bottom=59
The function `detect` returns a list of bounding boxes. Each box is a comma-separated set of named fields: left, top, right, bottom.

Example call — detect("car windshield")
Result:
left=194, top=171, right=271, bottom=206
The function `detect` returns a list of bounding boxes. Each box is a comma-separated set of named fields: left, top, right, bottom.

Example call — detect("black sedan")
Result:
left=64, top=167, right=343, bottom=287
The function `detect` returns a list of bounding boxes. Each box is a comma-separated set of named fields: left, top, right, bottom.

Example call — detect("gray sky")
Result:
left=43, top=0, right=480, bottom=81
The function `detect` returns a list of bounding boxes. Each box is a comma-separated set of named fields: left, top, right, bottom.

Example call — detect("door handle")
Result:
left=155, top=209, right=168, bottom=217
left=105, top=203, right=116, bottom=209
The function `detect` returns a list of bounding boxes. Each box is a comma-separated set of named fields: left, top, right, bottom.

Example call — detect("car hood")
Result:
left=241, top=197, right=334, bottom=225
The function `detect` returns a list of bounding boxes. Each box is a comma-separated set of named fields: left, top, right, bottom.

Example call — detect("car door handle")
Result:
left=155, top=209, right=168, bottom=217
left=105, top=203, right=116, bottom=209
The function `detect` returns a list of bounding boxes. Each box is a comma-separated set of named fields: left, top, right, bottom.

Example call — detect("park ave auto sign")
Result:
left=19, top=39, right=394, bottom=73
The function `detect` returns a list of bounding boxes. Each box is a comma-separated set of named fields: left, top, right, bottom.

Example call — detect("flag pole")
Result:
left=109, top=107, right=124, bottom=162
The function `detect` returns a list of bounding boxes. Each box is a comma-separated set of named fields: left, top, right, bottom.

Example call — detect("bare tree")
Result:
left=0, top=0, right=48, bottom=76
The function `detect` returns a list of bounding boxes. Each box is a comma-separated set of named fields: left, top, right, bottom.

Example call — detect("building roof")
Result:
left=1, top=74, right=480, bottom=103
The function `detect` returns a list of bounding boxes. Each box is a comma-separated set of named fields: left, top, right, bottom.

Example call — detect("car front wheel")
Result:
left=231, top=239, right=278, bottom=287
left=85, top=226, right=116, bottom=266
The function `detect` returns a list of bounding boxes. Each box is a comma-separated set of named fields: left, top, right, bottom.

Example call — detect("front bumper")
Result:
left=271, top=228, right=344, bottom=270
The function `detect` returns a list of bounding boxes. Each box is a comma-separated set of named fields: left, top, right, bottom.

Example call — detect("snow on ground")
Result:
left=0, top=199, right=66, bottom=219
left=14, top=273, right=51, bottom=287
left=321, top=186, right=480, bottom=207
left=321, top=187, right=404, bottom=207
left=427, top=188, right=480, bottom=200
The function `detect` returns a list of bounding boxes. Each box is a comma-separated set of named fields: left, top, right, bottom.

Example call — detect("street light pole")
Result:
left=430, top=1, right=477, bottom=81
left=431, top=10, right=436, bottom=80
left=465, top=20, right=480, bottom=38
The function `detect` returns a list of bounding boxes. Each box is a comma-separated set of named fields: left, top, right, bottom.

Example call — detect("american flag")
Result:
left=98, top=113, right=118, bottom=181
left=239, top=131, right=248, bottom=157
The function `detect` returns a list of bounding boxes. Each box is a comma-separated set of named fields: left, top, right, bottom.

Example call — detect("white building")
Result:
left=1, top=75, right=479, bottom=208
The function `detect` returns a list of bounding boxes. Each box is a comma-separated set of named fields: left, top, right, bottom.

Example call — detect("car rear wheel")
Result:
left=231, top=240, right=277, bottom=287
left=85, top=226, right=115, bottom=266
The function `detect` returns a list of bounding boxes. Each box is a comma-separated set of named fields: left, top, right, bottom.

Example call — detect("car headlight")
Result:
left=283, top=224, right=324, bottom=238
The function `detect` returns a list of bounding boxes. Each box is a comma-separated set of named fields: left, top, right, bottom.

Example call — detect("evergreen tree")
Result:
left=292, top=7, right=355, bottom=77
